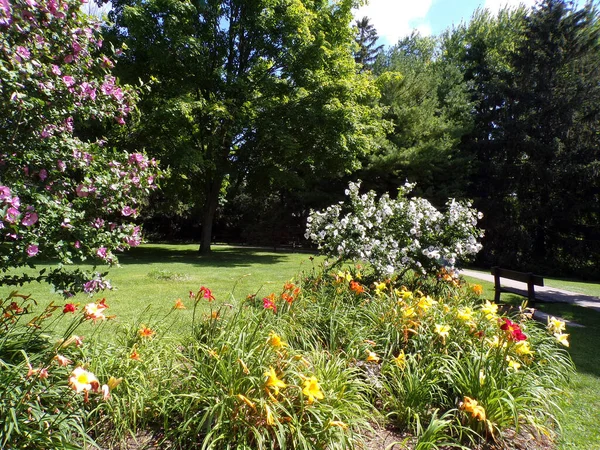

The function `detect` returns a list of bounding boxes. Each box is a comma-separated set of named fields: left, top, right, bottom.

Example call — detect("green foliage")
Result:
left=353, top=16, right=384, bottom=70
left=446, top=0, right=600, bottom=276
left=362, top=33, right=473, bottom=204
left=106, top=0, right=385, bottom=253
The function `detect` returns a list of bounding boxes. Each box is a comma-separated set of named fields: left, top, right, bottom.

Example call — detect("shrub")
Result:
left=0, top=0, right=160, bottom=295
left=305, top=181, right=483, bottom=277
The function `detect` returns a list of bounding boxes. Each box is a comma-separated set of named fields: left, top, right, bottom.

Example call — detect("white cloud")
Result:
left=483, top=0, right=537, bottom=14
left=353, top=0, right=434, bottom=46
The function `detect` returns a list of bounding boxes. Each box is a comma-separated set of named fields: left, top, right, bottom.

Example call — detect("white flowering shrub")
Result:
left=305, top=181, right=484, bottom=276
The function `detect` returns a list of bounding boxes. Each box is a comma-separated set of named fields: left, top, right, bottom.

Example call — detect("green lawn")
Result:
left=1, top=244, right=321, bottom=339
left=463, top=275, right=600, bottom=449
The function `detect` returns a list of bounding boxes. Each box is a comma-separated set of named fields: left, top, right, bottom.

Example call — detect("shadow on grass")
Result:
left=535, top=303, right=600, bottom=379
left=118, top=245, right=294, bottom=268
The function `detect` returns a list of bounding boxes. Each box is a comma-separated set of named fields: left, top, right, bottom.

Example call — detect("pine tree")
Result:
left=354, top=16, right=384, bottom=71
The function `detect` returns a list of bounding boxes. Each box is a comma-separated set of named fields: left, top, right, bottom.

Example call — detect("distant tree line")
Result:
left=96, top=0, right=600, bottom=278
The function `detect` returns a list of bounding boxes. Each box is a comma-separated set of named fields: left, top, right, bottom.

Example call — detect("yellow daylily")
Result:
left=392, top=350, right=406, bottom=369
left=366, top=350, right=380, bottom=363
left=507, top=356, right=521, bottom=371
left=302, top=376, right=325, bottom=404
left=374, top=281, right=387, bottom=296
left=460, top=396, right=487, bottom=422
left=434, top=324, right=450, bottom=339
left=456, top=307, right=474, bottom=322
left=514, top=340, right=534, bottom=356
left=554, top=333, right=570, bottom=347
left=329, top=420, right=349, bottom=429
left=417, top=295, right=436, bottom=311
left=402, top=306, right=416, bottom=318
left=264, top=367, right=287, bottom=395
left=265, top=404, right=276, bottom=425
left=267, top=331, right=287, bottom=348
left=237, top=394, right=256, bottom=410
left=480, top=301, right=499, bottom=321
left=547, top=317, right=566, bottom=334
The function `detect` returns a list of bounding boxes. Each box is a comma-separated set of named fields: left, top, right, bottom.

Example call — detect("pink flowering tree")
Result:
left=0, top=0, right=160, bottom=295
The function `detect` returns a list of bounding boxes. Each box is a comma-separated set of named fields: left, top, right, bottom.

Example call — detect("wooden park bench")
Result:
left=491, top=267, right=544, bottom=305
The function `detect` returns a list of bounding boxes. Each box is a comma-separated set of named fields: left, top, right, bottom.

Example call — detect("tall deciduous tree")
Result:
left=104, top=0, right=383, bottom=254
left=354, top=16, right=383, bottom=71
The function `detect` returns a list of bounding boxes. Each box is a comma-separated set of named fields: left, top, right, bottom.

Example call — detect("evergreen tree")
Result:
left=354, top=16, right=384, bottom=70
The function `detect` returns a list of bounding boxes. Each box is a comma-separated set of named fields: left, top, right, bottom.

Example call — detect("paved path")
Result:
left=461, top=269, right=600, bottom=327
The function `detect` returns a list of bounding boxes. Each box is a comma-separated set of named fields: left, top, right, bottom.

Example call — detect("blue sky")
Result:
left=353, top=0, right=538, bottom=46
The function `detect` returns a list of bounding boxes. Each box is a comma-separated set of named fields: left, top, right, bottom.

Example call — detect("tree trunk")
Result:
left=199, top=175, right=223, bottom=255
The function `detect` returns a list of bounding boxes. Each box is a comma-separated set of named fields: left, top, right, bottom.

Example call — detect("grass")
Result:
left=0, top=244, right=321, bottom=340
left=462, top=275, right=600, bottom=450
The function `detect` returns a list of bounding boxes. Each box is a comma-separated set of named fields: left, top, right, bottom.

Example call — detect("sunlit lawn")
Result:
left=1, top=244, right=322, bottom=340
left=463, top=275, right=600, bottom=450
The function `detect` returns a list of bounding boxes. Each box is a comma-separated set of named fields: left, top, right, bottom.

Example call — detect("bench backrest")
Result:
left=491, top=267, right=544, bottom=286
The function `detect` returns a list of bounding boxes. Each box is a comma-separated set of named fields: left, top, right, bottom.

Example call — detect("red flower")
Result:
left=199, top=286, right=215, bottom=302
left=500, top=318, right=527, bottom=341
left=8, top=302, right=24, bottom=314
left=63, top=303, right=77, bottom=314
left=263, top=294, right=277, bottom=313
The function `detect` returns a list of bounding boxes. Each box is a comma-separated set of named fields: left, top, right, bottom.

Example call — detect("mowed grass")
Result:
left=0, top=244, right=321, bottom=340
left=463, top=275, right=600, bottom=450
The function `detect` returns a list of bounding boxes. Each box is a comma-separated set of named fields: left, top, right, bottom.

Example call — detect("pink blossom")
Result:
left=15, top=46, right=30, bottom=62
left=39, top=169, right=48, bottom=181
left=0, top=0, right=12, bottom=26
left=96, top=247, right=107, bottom=259
left=5, top=207, right=19, bottom=223
left=26, top=244, right=39, bottom=257
left=64, top=116, right=74, bottom=132
left=63, top=75, right=75, bottom=87
left=10, top=196, right=20, bottom=208
left=57, top=160, right=66, bottom=171
left=101, top=56, right=113, bottom=68
left=25, top=0, right=38, bottom=7
left=64, top=54, right=73, bottom=63
left=75, top=184, right=88, bottom=197
left=0, top=185, right=10, bottom=200
left=116, top=116, right=125, bottom=125
left=121, top=206, right=134, bottom=216
left=74, top=241, right=81, bottom=249
left=93, top=218, right=105, bottom=229
left=41, top=127, right=52, bottom=138
left=51, top=64, right=61, bottom=75
left=126, top=235, right=141, bottom=247
left=21, top=212, right=38, bottom=227
left=72, top=40, right=82, bottom=56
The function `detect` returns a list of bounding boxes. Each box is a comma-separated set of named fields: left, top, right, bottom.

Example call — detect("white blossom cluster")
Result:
left=305, top=181, right=484, bottom=276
